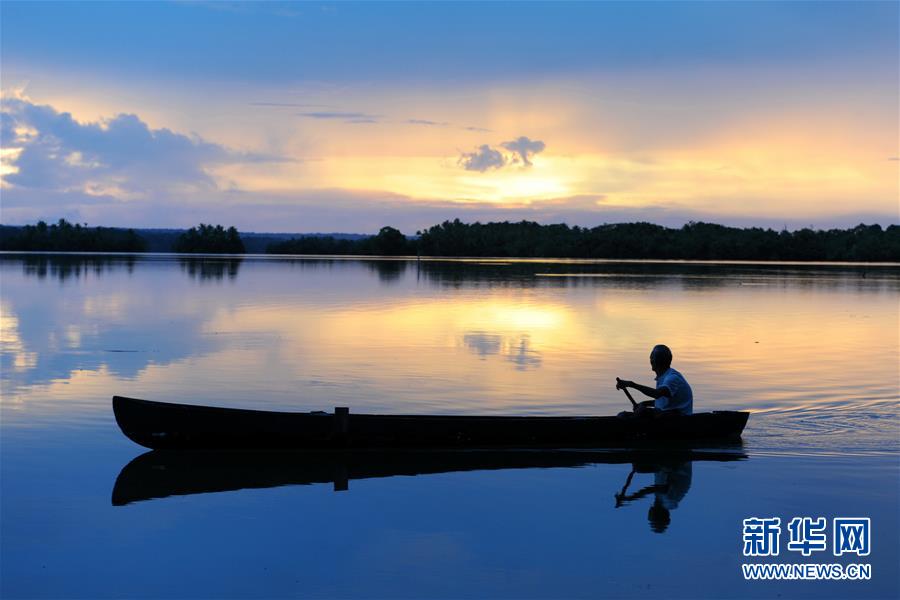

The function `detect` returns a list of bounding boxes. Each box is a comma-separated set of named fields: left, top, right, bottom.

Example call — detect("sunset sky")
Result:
left=1, top=1, right=897, bottom=233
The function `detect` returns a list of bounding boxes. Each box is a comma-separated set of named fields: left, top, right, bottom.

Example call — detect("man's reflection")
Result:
left=614, top=459, right=692, bottom=533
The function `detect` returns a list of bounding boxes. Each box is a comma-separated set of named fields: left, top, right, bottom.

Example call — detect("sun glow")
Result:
left=0, top=147, right=23, bottom=182
left=455, top=168, right=571, bottom=203
left=1, top=62, right=896, bottom=225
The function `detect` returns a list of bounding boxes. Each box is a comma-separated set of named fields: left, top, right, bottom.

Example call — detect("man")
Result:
left=616, top=344, right=693, bottom=416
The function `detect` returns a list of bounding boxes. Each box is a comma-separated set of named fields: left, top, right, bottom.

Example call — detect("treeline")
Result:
left=0, top=220, right=146, bottom=252
left=2, top=219, right=898, bottom=261
left=267, top=226, right=411, bottom=255
left=0, top=220, right=247, bottom=253
left=268, top=220, right=900, bottom=262
left=172, top=224, right=245, bottom=253
left=410, top=220, right=900, bottom=261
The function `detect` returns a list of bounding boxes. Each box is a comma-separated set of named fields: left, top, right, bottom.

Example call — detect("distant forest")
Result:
left=172, top=224, right=245, bottom=254
left=1, top=218, right=898, bottom=261
left=0, top=219, right=146, bottom=252
left=269, top=220, right=899, bottom=262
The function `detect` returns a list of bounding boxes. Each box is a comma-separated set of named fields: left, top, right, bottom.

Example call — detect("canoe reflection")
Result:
left=614, top=456, right=697, bottom=533
left=112, top=447, right=746, bottom=507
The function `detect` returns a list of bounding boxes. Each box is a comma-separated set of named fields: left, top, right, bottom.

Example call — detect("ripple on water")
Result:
left=744, top=397, right=900, bottom=455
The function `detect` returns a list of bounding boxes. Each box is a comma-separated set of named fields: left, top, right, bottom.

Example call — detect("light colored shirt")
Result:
left=654, top=367, right=693, bottom=415
left=654, top=461, right=693, bottom=510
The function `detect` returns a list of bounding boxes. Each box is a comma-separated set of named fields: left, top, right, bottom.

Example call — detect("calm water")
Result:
left=1, top=254, right=898, bottom=599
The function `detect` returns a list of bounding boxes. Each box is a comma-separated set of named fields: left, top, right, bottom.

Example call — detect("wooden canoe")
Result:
left=113, top=396, right=750, bottom=450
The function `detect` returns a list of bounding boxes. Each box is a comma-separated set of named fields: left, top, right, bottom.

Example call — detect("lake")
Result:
left=1, top=254, right=898, bottom=599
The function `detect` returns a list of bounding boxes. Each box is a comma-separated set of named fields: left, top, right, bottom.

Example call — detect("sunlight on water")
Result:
left=1, top=254, right=898, bottom=454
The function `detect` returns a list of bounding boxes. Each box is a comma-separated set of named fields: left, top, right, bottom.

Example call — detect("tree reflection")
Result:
left=415, top=259, right=898, bottom=292
left=178, top=258, right=243, bottom=281
left=362, top=259, right=407, bottom=283
left=15, top=255, right=136, bottom=282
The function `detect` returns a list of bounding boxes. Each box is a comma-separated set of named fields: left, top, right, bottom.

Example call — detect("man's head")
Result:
left=649, top=344, right=673, bottom=375
left=648, top=502, right=671, bottom=533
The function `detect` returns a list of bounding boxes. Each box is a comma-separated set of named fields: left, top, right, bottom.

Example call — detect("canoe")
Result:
left=112, top=396, right=750, bottom=450
left=112, top=447, right=747, bottom=505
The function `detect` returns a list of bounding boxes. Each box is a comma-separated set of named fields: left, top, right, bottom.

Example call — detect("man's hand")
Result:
left=616, top=377, right=635, bottom=390
left=617, top=379, right=663, bottom=400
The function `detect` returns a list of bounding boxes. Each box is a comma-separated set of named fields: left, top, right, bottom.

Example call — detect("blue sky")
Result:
left=5, top=2, right=896, bottom=82
left=2, top=1, right=897, bottom=232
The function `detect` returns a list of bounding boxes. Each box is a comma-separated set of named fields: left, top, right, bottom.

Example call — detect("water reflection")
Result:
left=178, top=257, right=243, bottom=281
left=614, top=456, right=693, bottom=533
left=0, top=256, right=239, bottom=391
left=462, top=332, right=542, bottom=370
left=363, top=259, right=408, bottom=283
left=18, top=254, right=136, bottom=282
left=415, top=259, right=899, bottom=291
left=2, top=254, right=897, bottom=451
left=4, top=254, right=898, bottom=292
left=2, top=254, right=898, bottom=598
left=111, top=447, right=746, bottom=513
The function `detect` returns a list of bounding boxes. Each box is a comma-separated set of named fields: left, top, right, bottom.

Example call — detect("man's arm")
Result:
left=617, top=379, right=671, bottom=400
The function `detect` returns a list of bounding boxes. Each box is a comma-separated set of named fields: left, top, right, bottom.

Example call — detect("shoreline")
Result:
left=2, top=250, right=899, bottom=267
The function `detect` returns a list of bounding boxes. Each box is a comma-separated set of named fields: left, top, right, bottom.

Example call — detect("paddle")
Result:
left=616, top=377, right=638, bottom=410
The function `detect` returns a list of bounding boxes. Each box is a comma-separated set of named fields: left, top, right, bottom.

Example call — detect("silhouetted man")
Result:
left=616, top=344, right=693, bottom=416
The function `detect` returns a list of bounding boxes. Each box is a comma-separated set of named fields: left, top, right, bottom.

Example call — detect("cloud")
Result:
left=2, top=178, right=896, bottom=235
left=406, top=119, right=447, bottom=126
left=404, top=118, right=489, bottom=130
left=298, top=111, right=381, bottom=123
left=250, top=101, right=332, bottom=108
left=289, top=105, right=480, bottom=130
left=181, top=1, right=302, bottom=18
left=0, top=96, right=284, bottom=200
left=458, top=144, right=506, bottom=172
left=501, top=136, right=546, bottom=167
left=457, top=136, right=546, bottom=172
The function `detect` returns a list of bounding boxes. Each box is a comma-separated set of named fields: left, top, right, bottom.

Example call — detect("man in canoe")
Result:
left=616, top=344, right=693, bottom=416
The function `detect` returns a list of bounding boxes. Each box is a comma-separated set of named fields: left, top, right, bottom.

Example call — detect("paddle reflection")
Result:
left=112, top=447, right=746, bottom=512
